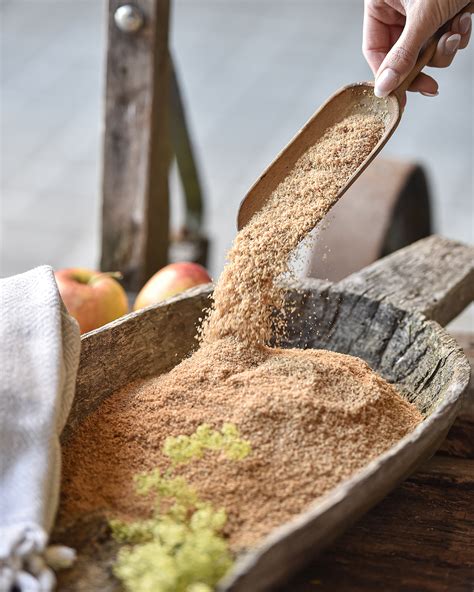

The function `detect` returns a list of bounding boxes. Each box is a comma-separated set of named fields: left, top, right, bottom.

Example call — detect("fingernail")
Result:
left=459, top=12, right=472, bottom=35
left=374, top=68, right=400, bottom=98
left=445, top=33, right=461, bottom=55
left=421, top=91, right=439, bottom=97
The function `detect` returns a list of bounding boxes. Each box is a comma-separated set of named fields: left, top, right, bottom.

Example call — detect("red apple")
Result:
left=55, top=268, right=129, bottom=334
left=134, top=262, right=212, bottom=311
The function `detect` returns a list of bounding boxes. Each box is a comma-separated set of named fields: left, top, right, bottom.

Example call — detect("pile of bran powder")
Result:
left=61, top=111, right=423, bottom=551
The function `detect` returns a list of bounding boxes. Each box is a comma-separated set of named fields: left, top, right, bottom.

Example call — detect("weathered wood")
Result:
left=449, top=333, right=474, bottom=423
left=307, top=158, right=432, bottom=282
left=438, top=332, right=474, bottom=458
left=100, top=0, right=171, bottom=292
left=168, top=54, right=209, bottom=267
left=55, top=236, right=472, bottom=591
left=338, top=235, right=474, bottom=326
left=284, top=282, right=462, bottom=415
left=284, top=455, right=474, bottom=592
left=169, top=53, right=204, bottom=237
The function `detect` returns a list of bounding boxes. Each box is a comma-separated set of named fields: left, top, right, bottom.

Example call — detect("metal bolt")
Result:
left=114, top=4, right=144, bottom=33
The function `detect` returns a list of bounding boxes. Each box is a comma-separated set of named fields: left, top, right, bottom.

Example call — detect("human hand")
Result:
left=363, top=0, right=472, bottom=98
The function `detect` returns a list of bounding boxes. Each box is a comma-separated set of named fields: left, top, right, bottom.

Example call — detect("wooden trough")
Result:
left=54, top=235, right=473, bottom=591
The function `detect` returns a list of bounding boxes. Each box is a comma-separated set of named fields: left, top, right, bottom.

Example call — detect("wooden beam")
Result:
left=169, top=53, right=204, bottom=236
left=100, top=0, right=171, bottom=292
left=168, top=53, right=209, bottom=268
left=339, top=235, right=474, bottom=326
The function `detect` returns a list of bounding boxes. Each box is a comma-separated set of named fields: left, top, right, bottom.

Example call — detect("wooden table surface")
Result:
left=281, top=332, right=474, bottom=592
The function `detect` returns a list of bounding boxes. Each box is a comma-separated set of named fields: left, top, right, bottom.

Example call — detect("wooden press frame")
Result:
left=100, top=0, right=206, bottom=292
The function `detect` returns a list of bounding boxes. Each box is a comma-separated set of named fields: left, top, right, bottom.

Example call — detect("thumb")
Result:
left=374, top=13, right=435, bottom=98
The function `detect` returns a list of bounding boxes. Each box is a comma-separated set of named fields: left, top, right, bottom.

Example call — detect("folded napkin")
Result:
left=0, top=266, right=81, bottom=591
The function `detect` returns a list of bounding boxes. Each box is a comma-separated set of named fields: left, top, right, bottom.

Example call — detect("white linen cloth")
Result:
left=0, top=266, right=81, bottom=591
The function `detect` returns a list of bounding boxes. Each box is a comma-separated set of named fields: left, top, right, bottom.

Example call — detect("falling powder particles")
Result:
left=203, top=112, right=387, bottom=345
left=61, top=110, right=423, bottom=552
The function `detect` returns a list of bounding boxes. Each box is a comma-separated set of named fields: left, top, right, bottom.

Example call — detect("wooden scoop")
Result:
left=237, top=8, right=471, bottom=230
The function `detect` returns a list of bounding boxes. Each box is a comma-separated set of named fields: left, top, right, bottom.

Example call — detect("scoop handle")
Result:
left=395, top=2, right=474, bottom=98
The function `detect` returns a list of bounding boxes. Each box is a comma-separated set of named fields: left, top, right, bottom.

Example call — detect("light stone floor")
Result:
left=1, top=0, right=473, bottom=328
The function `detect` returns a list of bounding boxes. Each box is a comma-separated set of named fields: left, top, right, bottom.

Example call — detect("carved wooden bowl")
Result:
left=55, top=236, right=473, bottom=591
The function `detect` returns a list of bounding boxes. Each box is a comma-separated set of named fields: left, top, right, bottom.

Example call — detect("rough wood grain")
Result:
left=438, top=332, right=474, bottom=458
left=100, top=0, right=171, bottom=292
left=338, top=235, right=474, bottom=326
left=449, top=333, right=474, bottom=422
left=284, top=456, right=474, bottom=592
left=283, top=280, right=465, bottom=414
left=168, top=54, right=209, bottom=267
left=169, top=53, right=204, bottom=236
left=54, top=236, right=473, bottom=591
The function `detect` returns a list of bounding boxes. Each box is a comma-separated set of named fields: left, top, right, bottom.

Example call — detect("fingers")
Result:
left=373, top=28, right=428, bottom=97
left=429, top=10, right=472, bottom=67
left=406, top=72, right=439, bottom=95
left=373, top=4, right=439, bottom=98
left=365, top=23, right=404, bottom=76
left=452, top=10, right=472, bottom=48
left=362, top=12, right=392, bottom=75
left=366, top=0, right=473, bottom=98
left=429, top=32, right=461, bottom=68
left=373, top=3, right=473, bottom=98
left=407, top=9, right=472, bottom=94
left=362, top=0, right=405, bottom=75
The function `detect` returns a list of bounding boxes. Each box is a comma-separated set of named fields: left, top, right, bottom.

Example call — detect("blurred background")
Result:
left=1, top=0, right=473, bottom=324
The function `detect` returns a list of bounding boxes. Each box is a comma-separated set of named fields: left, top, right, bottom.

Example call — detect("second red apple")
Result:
left=134, top=262, right=212, bottom=311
